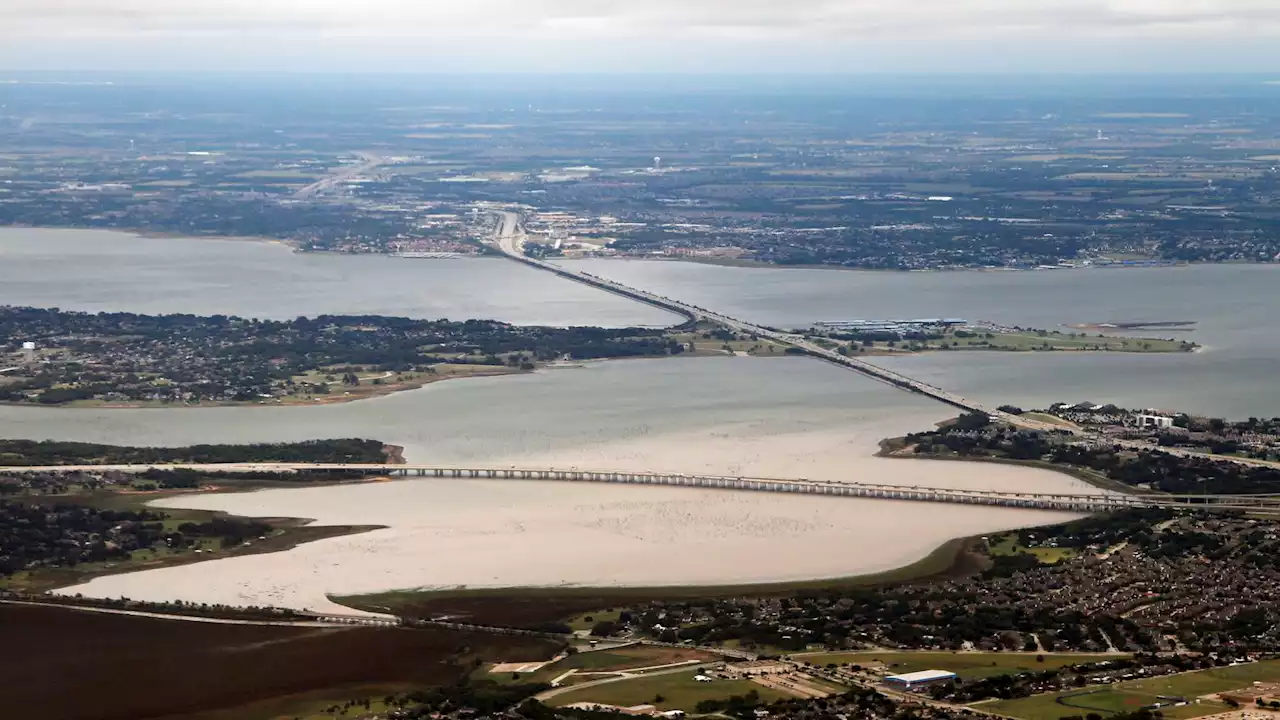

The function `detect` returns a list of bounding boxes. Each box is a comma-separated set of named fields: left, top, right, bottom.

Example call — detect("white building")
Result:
left=1137, top=414, right=1175, bottom=429
left=884, top=670, right=958, bottom=688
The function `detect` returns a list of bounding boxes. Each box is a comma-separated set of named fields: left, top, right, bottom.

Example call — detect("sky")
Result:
left=2, top=0, right=1279, bottom=74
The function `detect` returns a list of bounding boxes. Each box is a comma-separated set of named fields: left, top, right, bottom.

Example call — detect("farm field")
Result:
left=2, top=604, right=559, bottom=720
left=796, top=652, right=1128, bottom=680
left=990, top=660, right=1280, bottom=720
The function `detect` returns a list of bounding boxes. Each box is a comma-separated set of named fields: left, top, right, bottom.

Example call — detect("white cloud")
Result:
left=1, top=0, right=1278, bottom=71
left=3, top=0, right=1279, bottom=38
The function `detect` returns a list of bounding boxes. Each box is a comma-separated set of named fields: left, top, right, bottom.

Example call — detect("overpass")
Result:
left=11, top=462, right=1280, bottom=513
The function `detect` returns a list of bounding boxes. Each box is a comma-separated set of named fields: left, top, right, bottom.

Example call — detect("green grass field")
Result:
left=939, top=330, right=1192, bottom=353
left=991, top=659, right=1280, bottom=720
left=988, top=535, right=1078, bottom=564
left=796, top=652, right=1127, bottom=680
left=993, top=688, right=1221, bottom=720
left=548, top=672, right=786, bottom=711
left=568, top=609, right=624, bottom=633
left=830, top=327, right=1194, bottom=357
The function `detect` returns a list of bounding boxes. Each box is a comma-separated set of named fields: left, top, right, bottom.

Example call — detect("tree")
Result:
left=591, top=620, right=620, bottom=637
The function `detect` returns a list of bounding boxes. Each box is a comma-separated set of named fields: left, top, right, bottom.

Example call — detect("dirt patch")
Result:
left=2, top=604, right=561, bottom=720
left=752, top=672, right=832, bottom=699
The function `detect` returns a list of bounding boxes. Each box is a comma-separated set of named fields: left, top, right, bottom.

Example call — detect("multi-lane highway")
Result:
left=294, top=151, right=383, bottom=199
left=485, top=210, right=1038, bottom=422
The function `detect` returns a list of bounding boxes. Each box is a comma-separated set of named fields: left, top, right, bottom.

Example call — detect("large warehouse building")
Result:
left=884, top=670, right=958, bottom=689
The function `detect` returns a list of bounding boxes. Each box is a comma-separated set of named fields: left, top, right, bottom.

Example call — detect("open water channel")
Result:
left=3, top=228, right=1267, bottom=611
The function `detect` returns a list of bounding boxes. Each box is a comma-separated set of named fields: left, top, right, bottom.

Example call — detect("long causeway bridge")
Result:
left=483, top=210, right=1045, bottom=423
left=13, top=462, right=1280, bottom=513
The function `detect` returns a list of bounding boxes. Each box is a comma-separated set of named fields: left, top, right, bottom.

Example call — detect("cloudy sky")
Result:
left=2, top=0, right=1278, bottom=73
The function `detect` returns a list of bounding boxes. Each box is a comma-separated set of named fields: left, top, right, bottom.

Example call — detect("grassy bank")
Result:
left=333, top=535, right=988, bottom=628
left=45, top=363, right=527, bottom=410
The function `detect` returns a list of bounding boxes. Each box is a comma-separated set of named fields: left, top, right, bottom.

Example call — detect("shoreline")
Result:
left=329, top=448, right=1099, bottom=623
left=330, top=533, right=991, bottom=624
left=0, top=338, right=1194, bottom=412
left=11, top=225, right=1278, bottom=274
left=21, top=439, right=1094, bottom=616
left=874, top=436, right=1140, bottom=495
left=0, top=366, right=528, bottom=411
left=0, top=223, right=292, bottom=247
left=563, top=255, right=1235, bottom=273
left=6, top=478, right=395, bottom=594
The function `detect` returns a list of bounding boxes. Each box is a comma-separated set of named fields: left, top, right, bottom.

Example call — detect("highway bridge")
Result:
left=11, top=462, right=1280, bottom=513
left=483, top=210, right=1027, bottom=420
left=483, top=209, right=1280, bottom=466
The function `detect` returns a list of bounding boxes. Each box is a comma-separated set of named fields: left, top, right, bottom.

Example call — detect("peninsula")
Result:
left=1, top=307, right=1193, bottom=408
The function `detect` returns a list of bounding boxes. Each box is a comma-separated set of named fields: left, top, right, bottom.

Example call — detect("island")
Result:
left=801, top=319, right=1198, bottom=355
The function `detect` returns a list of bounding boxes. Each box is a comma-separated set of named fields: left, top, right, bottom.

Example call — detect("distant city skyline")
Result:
left=2, top=0, right=1279, bottom=74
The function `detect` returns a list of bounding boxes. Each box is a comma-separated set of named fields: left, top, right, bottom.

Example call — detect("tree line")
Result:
left=0, top=438, right=388, bottom=466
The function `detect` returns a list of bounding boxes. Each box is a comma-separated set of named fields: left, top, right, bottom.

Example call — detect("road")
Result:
left=495, top=209, right=525, bottom=256
left=294, top=151, right=383, bottom=199
left=533, top=661, right=717, bottom=703
left=484, top=210, right=1042, bottom=422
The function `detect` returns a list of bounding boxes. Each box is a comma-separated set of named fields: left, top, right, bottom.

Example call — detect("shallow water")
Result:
left=57, top=479, right=1082, bottom=614
left=30, top=357, right=1095, bottom=612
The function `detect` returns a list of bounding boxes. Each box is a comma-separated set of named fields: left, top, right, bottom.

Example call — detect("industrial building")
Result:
left=883, top=670, right=958, bottom=689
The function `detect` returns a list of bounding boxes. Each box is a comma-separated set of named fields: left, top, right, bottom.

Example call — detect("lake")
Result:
left=0, top=228, right=677, bottom=327
left=569, top=259, right=1280, bottom=417
left=5, top=230, right=1265, bottom=608
left=39, top=358, right=1090, bottom=613
left=58, top=479, right=1081, bottom=615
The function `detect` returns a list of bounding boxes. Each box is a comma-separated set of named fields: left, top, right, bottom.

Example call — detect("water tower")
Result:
left=21, top=341, right=36, bottom=365
left=653, top=156, right=661, bottom=172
